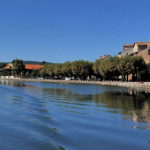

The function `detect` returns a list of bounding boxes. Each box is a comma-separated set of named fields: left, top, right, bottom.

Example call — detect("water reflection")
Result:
left=93, top=91, right=150, bottom=127
left=41, top=86, right=150, bottom=127
left=1, top=80, right=150, bottom=126
left=0, top=80, right=150, bottom=150
left=0, top=79, right=35, bottom=88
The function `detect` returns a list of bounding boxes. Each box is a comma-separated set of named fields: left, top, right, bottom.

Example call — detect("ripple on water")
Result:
left=0, top=81, right=150, bottom=150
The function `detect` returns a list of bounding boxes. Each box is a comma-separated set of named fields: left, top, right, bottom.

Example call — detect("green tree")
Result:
left=0, top=62, right=6, bottom=68
left=30, top=70, right=39, bottom=78
left=61, top=62, right=73, bottom=78
left=93, top=59, right=104, bottom=80
left=71, top=60, right=93, bottom=80
left=53, top=63, right=62, bottom=79
left=96, top=57, right=120, bottom=80
left=41, top=61, right=47, bottom=65
left=117, top=56, right=146, bottom=81
left=118, top=56, right=133, bottom=81
left=39, top=64, right=54, bottom=78
left=131, top=56, right=146, bottom=81
left=12, top=59, right=25, bottom=77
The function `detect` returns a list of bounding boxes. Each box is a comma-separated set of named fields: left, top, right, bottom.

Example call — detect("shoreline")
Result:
left=0, top=78, right=150, bottom=92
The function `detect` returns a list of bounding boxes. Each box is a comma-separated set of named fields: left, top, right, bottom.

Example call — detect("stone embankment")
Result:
left=0, top=78, right=150, bottom=91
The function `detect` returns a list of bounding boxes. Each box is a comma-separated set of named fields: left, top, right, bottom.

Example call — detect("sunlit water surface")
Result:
left=0, top=80, right=150, bottom=150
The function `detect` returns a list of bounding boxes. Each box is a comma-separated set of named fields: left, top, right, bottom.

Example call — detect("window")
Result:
left=139, top=45, right=147, bottom=50
left=148, top=49, right=150, bottom=55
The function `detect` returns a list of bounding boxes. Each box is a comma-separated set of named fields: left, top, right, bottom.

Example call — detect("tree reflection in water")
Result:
left=1, top=80, right=150, bottom=128
left=42, top=87, right=150, bottom=128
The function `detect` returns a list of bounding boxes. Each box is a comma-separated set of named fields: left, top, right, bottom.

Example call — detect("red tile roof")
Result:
left=4, top=64, right=44, bottom=70
left=25, top=64, right=44, bottom=70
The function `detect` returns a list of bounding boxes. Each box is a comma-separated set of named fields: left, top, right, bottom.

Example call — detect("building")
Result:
left=24, top=64, right=44, bottom=70
left=2, top=64, right=44, bottom=76
left=118, top=44, right=134, bottom=57
left=118, top=40, right=150, bottom=63
left=4, top=64, right=44, bottom=70
left=98, top=55, right=111, bottom=61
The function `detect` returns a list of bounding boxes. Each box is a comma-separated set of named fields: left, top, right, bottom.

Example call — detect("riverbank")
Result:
left=1, top=78, right=150, bottom=91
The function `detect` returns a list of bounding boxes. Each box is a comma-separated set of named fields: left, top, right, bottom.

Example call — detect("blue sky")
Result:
left=0, top=0, right=150, bottom=63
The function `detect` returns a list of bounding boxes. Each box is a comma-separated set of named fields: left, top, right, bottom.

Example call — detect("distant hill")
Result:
left=0, top=61, right=53, bottom=65
left=23, top=61, right=53, bottom=65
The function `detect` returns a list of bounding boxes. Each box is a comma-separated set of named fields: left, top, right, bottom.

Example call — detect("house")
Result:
left=98, top=55, right=111, bottom=61
left=119, top=40, right=150, bottom=63
left=3, top=64, right=13, bottom=69
left=4, top=64, right=44, bottom=70
left=118, top=44, right=134, bottom=57
left=24, top=64, right=44, bottom=70
left=2, top=64, right=44, bottom=76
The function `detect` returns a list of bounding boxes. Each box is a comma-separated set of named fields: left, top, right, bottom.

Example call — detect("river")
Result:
left=0, top=80, right=150, bottom=150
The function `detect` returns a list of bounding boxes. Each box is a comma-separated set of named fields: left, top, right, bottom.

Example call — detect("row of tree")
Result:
left=93, top=56, right=150, bottom=81
left=39, top=60, right=93, bottom=80
left=0, top=56, right=150, bottom=81
left=40, top=56, right=150, bottom=81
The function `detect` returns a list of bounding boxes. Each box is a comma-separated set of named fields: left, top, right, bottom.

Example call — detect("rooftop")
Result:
left=25, top=64, right=44, bottom=70
left=123, top=44, right=134, bottom=47
left=99, top=55, right=111, bottom=60
left=134, top=41, right=150, bottom=46
left=4, top=64, right=44, bottom=70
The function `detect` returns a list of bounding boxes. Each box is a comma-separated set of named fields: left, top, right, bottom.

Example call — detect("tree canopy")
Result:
left=12, top=59, right=25, bottom=77
left=1, top=56, right=149, bottom=81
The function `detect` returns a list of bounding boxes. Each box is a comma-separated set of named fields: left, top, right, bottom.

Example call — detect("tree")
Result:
left=118, top=56, right=133, bottom=81
left=96, top=57, right=120, bottom=80
left=41, top=61, right=47, bottom=65
left=30, top=70, right=39, bottom=78
left=117, top=56, right=146, bottom=81
left=61, top=62, right=73, bottom=78
left=53, top=63, right=62, bottom=79
left=71, top=60, right=93, bottom=80
left=40, top=64, right=54, bottom=78
left=0, top=63, right=6, bottom=68
left=131, top=56, right=146, bottom=81
left=12, top=59, right=25, bottom=77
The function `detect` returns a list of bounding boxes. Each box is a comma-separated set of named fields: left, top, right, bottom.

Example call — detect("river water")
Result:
left=0, top=80, right=150, bottom=150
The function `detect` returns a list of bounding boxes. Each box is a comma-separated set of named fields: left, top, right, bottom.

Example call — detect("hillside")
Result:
left=23, top=61, right=52, bottom=65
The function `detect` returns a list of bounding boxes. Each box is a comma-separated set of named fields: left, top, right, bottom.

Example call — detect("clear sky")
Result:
left=0, top=0, right=150, bottom=63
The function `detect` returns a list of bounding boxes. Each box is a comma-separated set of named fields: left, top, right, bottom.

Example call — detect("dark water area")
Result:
left=0, top=80, right=150, bottom=150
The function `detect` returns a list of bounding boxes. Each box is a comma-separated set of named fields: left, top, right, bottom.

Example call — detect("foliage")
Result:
left=39, top=64, right=54, bottom=78
left=39, top=57, right=149, bottom=81
left=61, top=62, right=73, bottom=78
left=0, top=63, right=7, bottom=68
left=71, top=60, right=93, bottom=80
left=12, top=59, right=25, bottom=77
left=1, top=56, right=149, bottom=81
